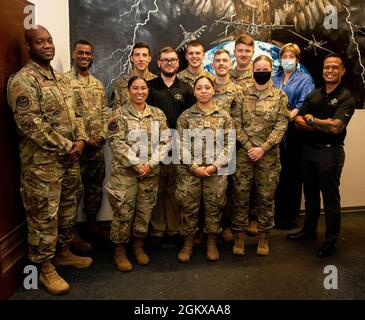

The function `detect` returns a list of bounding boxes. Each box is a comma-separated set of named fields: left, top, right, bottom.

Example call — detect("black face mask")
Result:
left=253, top=71, right=271, bottom=85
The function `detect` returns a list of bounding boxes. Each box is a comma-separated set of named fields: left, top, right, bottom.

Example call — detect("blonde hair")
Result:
left=279, top=43, right=301, bottom=60
left=253, top=55, right=272, bottom=67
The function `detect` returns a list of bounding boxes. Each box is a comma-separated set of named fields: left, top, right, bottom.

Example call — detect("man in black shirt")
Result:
left=287, top=54, right=356, bottom=258
left=147, top=46, right=196, bottom=245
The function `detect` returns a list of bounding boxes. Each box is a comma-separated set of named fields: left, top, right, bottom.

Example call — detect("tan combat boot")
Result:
left=233, top=231, right=245, bottom=256
left=39, top=260, right=70, bottom=295
left=247, top=220, right=258, bottom=237
left=207, top=234, right=220, bottom=261
left=71, top=229, right=92, bottom=253
left=177, top=235, right=194, bottom=263
left=257, top=232, right=270, bottom=256
left=53, top=245, right=93, bottom=269
left=114, top=244, right=133, bottom=272
left=222, top=227, right=234, bottom=243
left=133, top=237, right=149, bottom=265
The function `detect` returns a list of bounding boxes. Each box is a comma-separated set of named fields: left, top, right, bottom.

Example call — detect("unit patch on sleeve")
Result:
left=16, top=96, right=31, bottom=110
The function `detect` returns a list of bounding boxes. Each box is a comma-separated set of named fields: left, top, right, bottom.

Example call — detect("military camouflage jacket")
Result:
left=177, top=68, right=214, bottom=88
left=236, top=83, right=290, bottom=152
left=111, top=70, right=157, bottom=111
left=107, top=102, right=170, bottom=176
left=7, top=60, right=87, bottom=165
left=177, top=103, right=234, bottom=172
left=212, top=80, right=246, bottom=115
left=230, top=64, right=254, bottom=86
left=64, top=68, right=109, bottom=141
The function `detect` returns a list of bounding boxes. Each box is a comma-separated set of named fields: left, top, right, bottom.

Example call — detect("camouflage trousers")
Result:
left=77, top=146, right=105, bottom=218
left=150, top=164, right=181, bottom=237
left=20, top=160, right=80, bottom=263
left=175, top=165, right=228, bottom=236
left=107, top=170, right=159, bottom=244
left=232, top=147, right=281, bottom=233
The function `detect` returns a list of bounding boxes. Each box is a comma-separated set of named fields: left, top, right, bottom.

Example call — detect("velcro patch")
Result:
left=16, top=96, right=31, bottom=110
left=230, top=100, right=237, bottom=110
left=108, top=121, right=119, bottom=134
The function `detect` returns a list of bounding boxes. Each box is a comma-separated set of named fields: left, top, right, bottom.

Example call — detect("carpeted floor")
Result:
left=11, top=212, right=365, bottom=300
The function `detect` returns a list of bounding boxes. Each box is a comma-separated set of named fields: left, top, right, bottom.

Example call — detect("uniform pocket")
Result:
left=105, top=183, right=127, bottom=211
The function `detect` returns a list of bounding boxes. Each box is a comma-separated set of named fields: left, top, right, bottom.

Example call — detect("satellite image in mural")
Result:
left=70, top=0, right=364, bottom=107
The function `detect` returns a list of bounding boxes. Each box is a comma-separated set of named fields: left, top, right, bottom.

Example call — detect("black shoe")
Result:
left=286, top=230, right=317, bottom=241
left=148, top=236, right=162, bottom=248
left=316, top=242, right=336, bottom=258
left=276, top=221, right=298, bottom=230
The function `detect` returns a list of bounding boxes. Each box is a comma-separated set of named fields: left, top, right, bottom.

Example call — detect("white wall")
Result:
left=32, top=0, right=365, bottom=221
left=31, top=0, right=70, bottom=72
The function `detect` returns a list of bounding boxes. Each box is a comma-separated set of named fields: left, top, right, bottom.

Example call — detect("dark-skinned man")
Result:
left=65, top=40, right=110, bottom=252
left=287, top=54, right=356, bottom=258
left=7, top=26, right=92, bottom=295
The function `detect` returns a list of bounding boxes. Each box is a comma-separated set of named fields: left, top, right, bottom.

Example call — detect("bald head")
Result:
left=25, top=25, right=55, bottom=66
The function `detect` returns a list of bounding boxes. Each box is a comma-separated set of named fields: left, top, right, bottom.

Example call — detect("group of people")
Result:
left=7, top=25, right=355, bottom=296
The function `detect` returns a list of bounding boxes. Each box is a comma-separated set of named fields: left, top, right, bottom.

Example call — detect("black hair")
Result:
left=193, top=75, right=214, bottom=89
left=73, top=40, right=93, bottom=52
left=127, top=76, right=148, bottom=89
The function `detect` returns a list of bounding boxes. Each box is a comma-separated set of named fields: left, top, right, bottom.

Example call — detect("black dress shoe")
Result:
left=286, top=230, right=317, bottom=241
left=316, top=242, right=336, bottom=258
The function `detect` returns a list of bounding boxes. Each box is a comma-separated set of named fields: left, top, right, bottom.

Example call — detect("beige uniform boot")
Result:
left=39, top=260, right=70, bottom=295
left=233, top=231, right=245, bottom=256
left=222, top=227, right=234, bottom=243
left=257, top=232, right=270, bottom=256
left=53, top=245, right=93, bottom=269
left=133, top=237, right=150, bottom=265
left=114, top=244, right=133, bottom=272
left=207, top=234, right=220, bottom=261
left=247, top=220, right=258, bottom=237
left=71, top=229, right=92, bottom=253
left=177, top=235, right=194, bottom=263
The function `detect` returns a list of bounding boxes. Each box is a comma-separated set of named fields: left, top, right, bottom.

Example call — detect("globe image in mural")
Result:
left=203, top=40, right=311, bottom=77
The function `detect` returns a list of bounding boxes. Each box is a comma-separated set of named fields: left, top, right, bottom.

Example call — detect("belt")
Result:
left=305, top=143, right=341, bottom=149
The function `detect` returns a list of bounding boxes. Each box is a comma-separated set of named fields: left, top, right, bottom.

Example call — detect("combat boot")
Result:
left=222, top=227, right=234, bottom=243
left=257, top=232, right=270, bottom=256
left=177, top=235, right=194, bottom=263
left=247, top=220, right=258, bottom=237
left=133, top=237, right=150, bottom=265
left=207, top=234, right=220, bottom=261
left=53, top=245, right=93, bottom=269
left=39, top=260, right=70, bottom=295
left=86, top=219, right=110, bottom=241
left=114, top=244, right=133, bottom=272
left=71, top=229, right=92, bottom=253
left=233, top=231, right=245, bottom=256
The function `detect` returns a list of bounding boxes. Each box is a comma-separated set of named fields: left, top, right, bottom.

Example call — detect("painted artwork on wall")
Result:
left=69, top=0, right=365, bottom=108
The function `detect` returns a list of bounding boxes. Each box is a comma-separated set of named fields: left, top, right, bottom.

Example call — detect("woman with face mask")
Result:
left=231, top=55, right=290, bottom=257
left=272, top=43, right=315, bottom=230
left=175, top=76, right=234, bottom=263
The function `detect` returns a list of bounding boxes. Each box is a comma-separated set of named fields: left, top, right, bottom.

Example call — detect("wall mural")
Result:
left=70, top=0, right=365, bottom=108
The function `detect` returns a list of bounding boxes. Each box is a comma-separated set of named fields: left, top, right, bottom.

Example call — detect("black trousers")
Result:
left=275, top=123, right=303, bottom=223
left=301, top=144, right=345, bottom=243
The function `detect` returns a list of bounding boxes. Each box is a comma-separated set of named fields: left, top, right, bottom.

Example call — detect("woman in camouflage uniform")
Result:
left=176, top=76, right=234, bottom=263
left=232, top=55, right=290, bottom=257
left=106, top=76, right=169, bottom=272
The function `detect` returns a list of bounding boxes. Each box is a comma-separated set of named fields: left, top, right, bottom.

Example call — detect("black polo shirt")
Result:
left=147, top=76, right=196, bottom=129
left=298, top=84, right=356, bottom=146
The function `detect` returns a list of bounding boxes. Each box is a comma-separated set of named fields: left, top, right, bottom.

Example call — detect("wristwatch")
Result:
left=306, top=116, right=314, bottom=125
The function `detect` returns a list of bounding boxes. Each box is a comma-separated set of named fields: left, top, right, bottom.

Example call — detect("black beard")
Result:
left=160, top=69, right=177, bottom=78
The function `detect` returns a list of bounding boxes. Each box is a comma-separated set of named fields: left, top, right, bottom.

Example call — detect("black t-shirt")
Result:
left=298, top=84, right=356, bottom=146
left=147, top=76, right=196, bottom=129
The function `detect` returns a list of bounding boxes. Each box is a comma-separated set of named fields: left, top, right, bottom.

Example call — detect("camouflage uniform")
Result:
left=111, top=70, right=157, bottom=111
left=7, top=60, right=87, bottom=263
left=230, top=64, right=254, bottom=87
left=64, top=68, right=109, bottom=219
left=177, top=68, right=214, bottom=88
left=232, top=83, right=290, bottom=233
left=175, top=103, right=234, bottom=235
left=106, top=102, right=169, bottom=244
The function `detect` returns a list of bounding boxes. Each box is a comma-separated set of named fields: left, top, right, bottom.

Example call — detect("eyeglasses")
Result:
left=160, top=58, right=178, bottom=64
